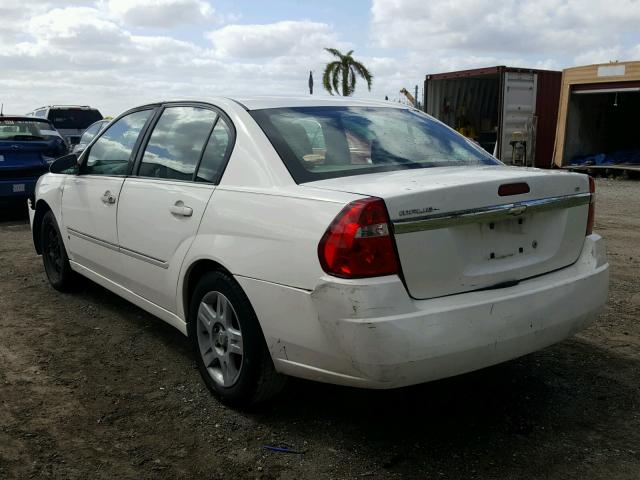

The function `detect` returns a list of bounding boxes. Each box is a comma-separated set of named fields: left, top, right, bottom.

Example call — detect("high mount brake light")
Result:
left=498, top=182, right=530, bottom=196
left=318, top=198, right=400, bottom=278
left=586, top=176, right=596, bottom=235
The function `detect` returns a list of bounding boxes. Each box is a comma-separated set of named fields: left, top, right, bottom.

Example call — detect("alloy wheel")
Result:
left=196, top=291, right=244, bottom=387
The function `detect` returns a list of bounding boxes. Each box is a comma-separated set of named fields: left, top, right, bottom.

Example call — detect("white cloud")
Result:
left=1, top=0, right=639, bottom=116
left=365, top=0, right=640, bottom=102
left=107, top=0, right=218, bottom=28
left=371, top=0, right=640, bottom=57
left=574, top=46, right=625, bottom=66
left=207, top=21, right=345, bottom=59
left=0, top=6, right=350, bottom=115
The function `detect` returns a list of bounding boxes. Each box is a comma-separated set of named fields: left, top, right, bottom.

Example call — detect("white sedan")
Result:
left=29, top=97, right=609, bottom=406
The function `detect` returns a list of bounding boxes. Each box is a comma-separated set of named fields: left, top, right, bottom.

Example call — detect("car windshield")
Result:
left=251, top=106, right=501, bottom=183
left=0, top=119, right=54, bottom=140
left=49, top=109, right=103, bottom=130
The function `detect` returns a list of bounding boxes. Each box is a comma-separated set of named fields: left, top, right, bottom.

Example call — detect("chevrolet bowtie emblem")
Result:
left=509, top=205, right=527, bottom=216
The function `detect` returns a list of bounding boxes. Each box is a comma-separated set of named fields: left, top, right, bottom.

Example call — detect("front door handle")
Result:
left=169, top=201, right=193, bottom=217
left=101, top=191, right=116, bottom=205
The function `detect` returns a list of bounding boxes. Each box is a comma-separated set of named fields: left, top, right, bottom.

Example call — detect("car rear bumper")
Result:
left=238, top=234, right=609, bottom=389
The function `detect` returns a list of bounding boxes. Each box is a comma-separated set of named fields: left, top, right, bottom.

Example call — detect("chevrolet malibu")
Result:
left=29, top=97, right=609, bottom=406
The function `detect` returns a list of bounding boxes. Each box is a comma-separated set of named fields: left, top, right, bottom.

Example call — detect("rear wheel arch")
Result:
left=182, top=259, right=234, bottom=327
left=187, top=269, right=286, bottom=405
left=33, top=200, right=53, bottom=254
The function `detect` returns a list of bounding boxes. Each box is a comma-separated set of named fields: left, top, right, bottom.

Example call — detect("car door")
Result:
left=116, top=104, right=235, bottom=312
left=62, top=108, right=155, bottom=282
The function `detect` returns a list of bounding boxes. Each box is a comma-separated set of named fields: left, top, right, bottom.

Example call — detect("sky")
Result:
left=1, top=0, right=639, bottom=116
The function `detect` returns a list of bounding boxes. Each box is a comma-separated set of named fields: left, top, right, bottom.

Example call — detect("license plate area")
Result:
left=482, top=215, right=538, bottom=260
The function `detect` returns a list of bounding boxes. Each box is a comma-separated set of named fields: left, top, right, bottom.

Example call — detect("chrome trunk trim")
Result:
left=392, top=192, right=591, bottom=234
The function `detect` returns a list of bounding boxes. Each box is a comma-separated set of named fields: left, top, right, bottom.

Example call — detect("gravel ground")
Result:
left=0, top=178, right=639, bottom=480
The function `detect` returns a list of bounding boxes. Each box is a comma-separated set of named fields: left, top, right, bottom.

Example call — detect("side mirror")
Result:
left=50, top=154, right=79, bottom=174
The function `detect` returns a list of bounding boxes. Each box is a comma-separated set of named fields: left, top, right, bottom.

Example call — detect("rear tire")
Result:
left=188, top=271, right=286, bottom=407
left=41, top=210, right=75, bottom=292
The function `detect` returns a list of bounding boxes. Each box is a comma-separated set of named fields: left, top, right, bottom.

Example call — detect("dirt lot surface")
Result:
left=1, top=179, right=639, bottom=480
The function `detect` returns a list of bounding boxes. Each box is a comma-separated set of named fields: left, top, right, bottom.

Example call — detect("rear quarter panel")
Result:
left=182, top=186, right=362, bottom=294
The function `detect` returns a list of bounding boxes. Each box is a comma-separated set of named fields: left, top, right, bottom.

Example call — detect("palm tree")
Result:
left=322, top=48, right=373, bottom=96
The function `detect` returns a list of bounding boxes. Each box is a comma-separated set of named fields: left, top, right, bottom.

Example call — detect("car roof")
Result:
left=228, top=96, right=406, bottom=110
left=32, top=105, right=99, bottom=110
left=132, top=96, right=407, bottom=112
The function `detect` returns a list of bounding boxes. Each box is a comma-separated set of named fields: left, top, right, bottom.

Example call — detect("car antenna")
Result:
left=0, top=103, right=3, bottom=116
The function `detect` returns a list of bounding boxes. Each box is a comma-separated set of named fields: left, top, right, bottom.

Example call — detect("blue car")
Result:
left=0, top=116, right=67, bottom=203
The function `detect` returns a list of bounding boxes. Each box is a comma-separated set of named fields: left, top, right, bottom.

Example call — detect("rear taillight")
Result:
left=586, top=176, right=596, bottom=235
left=318, top=198, right=399, bottom=278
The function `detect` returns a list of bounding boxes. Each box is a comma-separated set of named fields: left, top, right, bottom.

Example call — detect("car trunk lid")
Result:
left=306, top=166, right=591, bottom=299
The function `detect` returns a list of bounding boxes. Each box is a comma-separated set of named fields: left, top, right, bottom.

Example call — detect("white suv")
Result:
left=29, top=97, right=609, bottom=406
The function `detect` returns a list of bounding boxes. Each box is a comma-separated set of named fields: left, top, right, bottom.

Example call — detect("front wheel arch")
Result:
left=33, top=200, right=53, bottom=254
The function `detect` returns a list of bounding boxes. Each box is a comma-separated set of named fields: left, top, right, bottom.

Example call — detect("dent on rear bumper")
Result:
left=311, top=234, right=608, bottom=387
left=241, top=235, right=608, bottom=389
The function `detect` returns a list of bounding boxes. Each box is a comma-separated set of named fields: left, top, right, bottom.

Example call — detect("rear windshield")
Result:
left=251, top=106, right=500, bottom=183
left=48, top=108, right=103, bottom=130
left=0, top=119, right=56, bottom=141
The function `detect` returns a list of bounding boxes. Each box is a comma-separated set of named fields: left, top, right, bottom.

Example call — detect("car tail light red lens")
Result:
left=586, top=176, right=596, bottom=235
left=318, top=198, right=399, bottom=278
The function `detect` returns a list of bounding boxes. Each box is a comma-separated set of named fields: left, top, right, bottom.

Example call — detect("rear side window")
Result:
left=34, top=110, right=47, bottom=118
left=139, top=106, right=217, bottom=181
left=196, top=117, right=232, bottom=183
left=84, top=110, right=153, bottom=176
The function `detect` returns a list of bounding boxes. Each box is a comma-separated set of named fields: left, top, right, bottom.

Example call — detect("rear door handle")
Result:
left=169, top=201, right=193, bottom=217
left=101, top=191, right=116, bottom=204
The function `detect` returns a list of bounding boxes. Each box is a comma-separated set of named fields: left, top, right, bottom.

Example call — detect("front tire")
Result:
left=188, top=271, right=286, bottom=407
left=41, top=210, right=75, bottom=292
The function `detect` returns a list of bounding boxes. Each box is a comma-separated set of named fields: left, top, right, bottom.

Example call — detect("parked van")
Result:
left=26, top=105, right=103, bottom=146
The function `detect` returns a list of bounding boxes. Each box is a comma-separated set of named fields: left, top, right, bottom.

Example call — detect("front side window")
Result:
left=84, top=109, right=152, bottom=176
left=139, top=106, right=217, bottom=181
left=251, top=106, right=501, bottom=183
